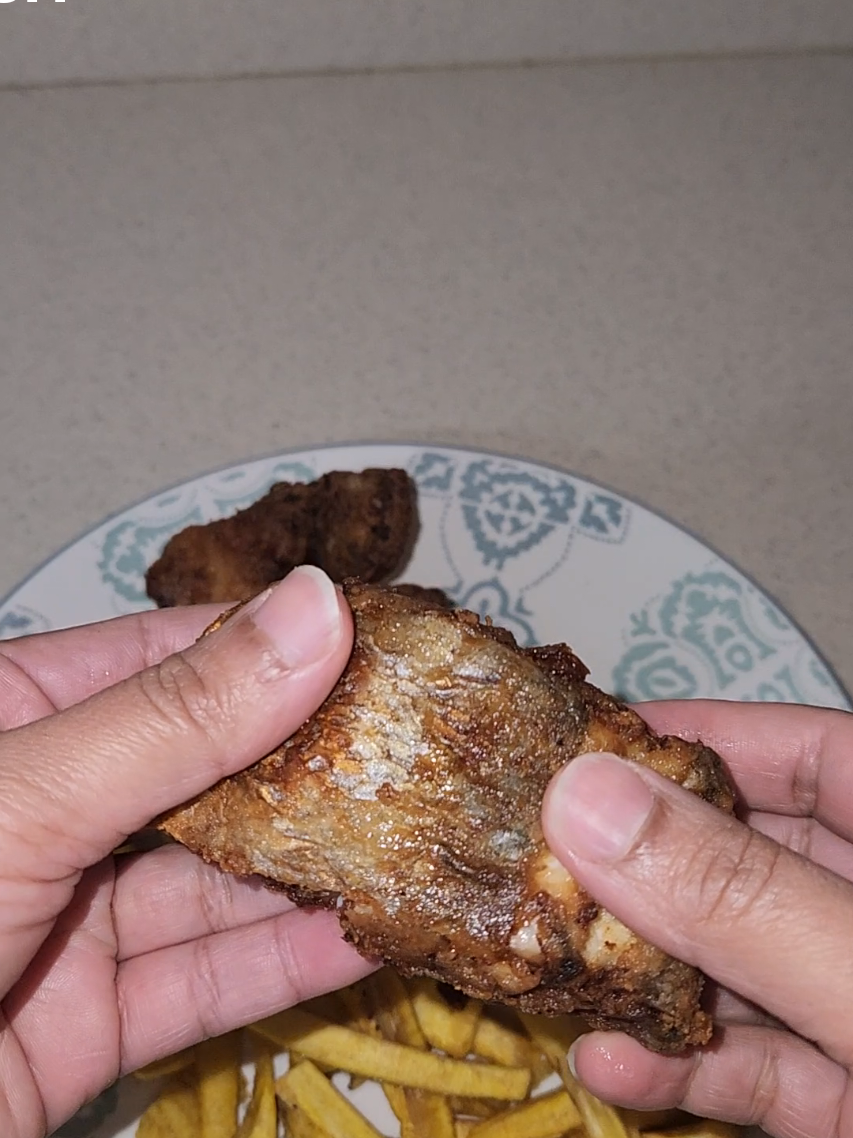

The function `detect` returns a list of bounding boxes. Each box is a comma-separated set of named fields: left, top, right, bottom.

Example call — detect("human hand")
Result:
left=0, top=566, right=375, bottom=1138
left=541, top=700, right=853, bottom=1138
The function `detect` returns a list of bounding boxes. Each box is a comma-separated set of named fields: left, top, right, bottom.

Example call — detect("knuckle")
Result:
left=188, top=937, right=229, bottom=1040
left=268, top=919, right=309, bottom=1010
left=195, top=861, right=235, bottom=938
left=747, top=1046, right=782, bottom=1129
left=680, top=824, right=783, bottom=933
left=790, top=733, right=821, bottom=817
left=138, top=652, right=231, bottom=760
left=137, top=612, right=171, bottom=674
left=784, top=817, right=816, bottom=861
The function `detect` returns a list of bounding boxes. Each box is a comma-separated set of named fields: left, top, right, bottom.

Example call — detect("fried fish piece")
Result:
left=160, top=583, right=734, bottom=1054
left=145, top=468, right=418, bottom=607
left=388, top=583, right=455, bottom=609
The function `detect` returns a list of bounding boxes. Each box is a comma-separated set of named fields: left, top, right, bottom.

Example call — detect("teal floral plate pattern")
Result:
left=0, top=442, right=848, bottom=1138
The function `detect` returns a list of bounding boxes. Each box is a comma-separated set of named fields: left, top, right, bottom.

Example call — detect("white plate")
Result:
left=1, top=442, right=848, bottom=1138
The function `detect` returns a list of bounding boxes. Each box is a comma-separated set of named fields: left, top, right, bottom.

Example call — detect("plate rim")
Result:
left=4, top=437, right=849, bottom=707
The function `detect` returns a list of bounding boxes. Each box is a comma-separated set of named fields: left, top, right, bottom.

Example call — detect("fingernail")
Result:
left=567, top=1039, right=580, bottom=1080
left=250, top=566, right=343, bottom=670
left=548, top=753, right=655, bottom=862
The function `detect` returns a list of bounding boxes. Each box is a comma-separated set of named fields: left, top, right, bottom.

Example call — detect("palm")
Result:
left=0, top=610, right=373, bottom=1137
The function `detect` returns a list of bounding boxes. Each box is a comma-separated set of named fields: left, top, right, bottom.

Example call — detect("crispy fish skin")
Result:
left=145, top=468, right=418, bottom=607
left=160, top=583, right=734, bottom=1054
left=387, top=583, right=455, bottom=609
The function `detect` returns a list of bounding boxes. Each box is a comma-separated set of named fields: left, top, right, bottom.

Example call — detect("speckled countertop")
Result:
left=1, top=53, right=851, bottom=692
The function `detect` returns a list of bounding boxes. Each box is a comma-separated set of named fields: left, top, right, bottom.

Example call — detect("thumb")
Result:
left=0, top=565, right=352, bottom=870
left=542, top=752, right=853, bottom=1066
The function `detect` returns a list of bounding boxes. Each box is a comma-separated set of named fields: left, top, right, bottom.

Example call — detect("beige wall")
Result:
left=1, top=0, right=852, bottom=88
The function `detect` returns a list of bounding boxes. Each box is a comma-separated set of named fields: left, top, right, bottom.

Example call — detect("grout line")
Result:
left=0, top=42, right=851, bottom=94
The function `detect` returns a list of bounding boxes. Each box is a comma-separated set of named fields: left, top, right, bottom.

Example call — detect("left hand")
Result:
left=0, top=568, right=375, bottom=1138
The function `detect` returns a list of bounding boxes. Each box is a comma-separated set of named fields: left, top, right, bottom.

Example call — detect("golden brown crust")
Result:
left=388, top=583, right=455, bottom=609
left=145, top=468, right=418, bottom=607
left=160, top=583, right=735, bottom=1054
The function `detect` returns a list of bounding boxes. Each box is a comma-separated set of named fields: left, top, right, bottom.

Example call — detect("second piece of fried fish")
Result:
left=160, top=583, right=734, bottom=1054
left=146, top=468, right=418, bottom=606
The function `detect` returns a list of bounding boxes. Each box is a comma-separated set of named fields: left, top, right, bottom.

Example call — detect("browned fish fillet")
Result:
left=388, top=583, right=454, bottom=608
left=160, top=583, right=734, bottom=1054
left=145, top=468, right=418, bottom=606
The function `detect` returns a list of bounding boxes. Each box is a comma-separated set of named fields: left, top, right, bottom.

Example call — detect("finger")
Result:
left=113, top=844, right=297, bottom=959
left=745, top=810, right=853, bottom=883
left=0, top=568, right=351, bottom=997
left=570, top=1025, right=853, bottom=1138
left=710, top=988, right=781, bottom=1029
left=117, top=907, right=377, bottom=1073
left=542, top=753, right=853, bottom=1067
left=0, top=605, right=227, bottom=726
left=2, top=861, right=121, bottom=1134
left=0, top=567, right=351, bottom=866
left=4, top=866, right=374, bottom=1131
left=637, top=700, right=853, bottom=838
